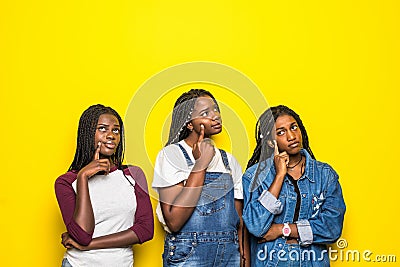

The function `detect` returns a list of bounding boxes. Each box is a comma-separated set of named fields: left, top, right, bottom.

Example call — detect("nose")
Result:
left=210, top=110, right=221, bottom=121
left=287, top=130, right=295, bottom=141
left=106, top=131, right=116, bottom=139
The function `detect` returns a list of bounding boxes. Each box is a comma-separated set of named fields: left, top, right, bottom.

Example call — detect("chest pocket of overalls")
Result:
left=176, top=144, right=232, bottom=216
left=195, top=172, right=228, bottom=216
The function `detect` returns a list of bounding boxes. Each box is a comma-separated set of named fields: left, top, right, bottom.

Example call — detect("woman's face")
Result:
left=189, top=96, right=222, bottom=136
left=94, top=114, right=121, bottom=157
left=274, top=114, right=303, bottom=155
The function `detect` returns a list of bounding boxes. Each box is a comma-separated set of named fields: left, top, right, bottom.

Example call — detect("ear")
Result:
left=267, top=140, right=275, bottom=148
left=186, top=122, right=193, bottom=131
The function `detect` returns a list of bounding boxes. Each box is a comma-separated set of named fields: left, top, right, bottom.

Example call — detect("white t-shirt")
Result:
left=152, top=140, right=243, bottom=232
left=67, top=169, right=137, bottom=267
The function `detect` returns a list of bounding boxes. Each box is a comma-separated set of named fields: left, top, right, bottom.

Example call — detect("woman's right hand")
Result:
left=77, top=142, right=111, bottom=179
left=192, top=124, right=215, bottom=171
left=273, top=140, right=289, bottom=178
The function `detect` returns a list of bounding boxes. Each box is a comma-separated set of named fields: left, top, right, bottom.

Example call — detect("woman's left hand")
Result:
left=61, top=232, right=88, bottom=251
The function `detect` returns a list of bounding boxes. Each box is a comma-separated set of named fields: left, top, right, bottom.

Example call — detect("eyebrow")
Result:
left=275, top=122, right=297, bottom=131
left=198, top=107, right=210, bottom=113
left=97, top=123, right=120, bottom=127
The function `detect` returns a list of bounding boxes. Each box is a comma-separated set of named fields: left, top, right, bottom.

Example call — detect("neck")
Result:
left=100, top=155, right=116, bottom=168
left=184, top=132, right=211, bottom=148
left=288, top=153, right=302, bottom=165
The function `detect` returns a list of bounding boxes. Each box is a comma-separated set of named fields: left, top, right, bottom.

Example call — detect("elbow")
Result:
left=131, top=220, right=154, bottom=244
left=166, top=221, right=183, bottom=233
left=141, top=223, right=155, bottom=243
left=330, top=227, right=344, bottom=244
left=243, top=216, right=268, bottom=238
left=66, top=222, right=93, bottom=246
left=163, top=213, right=183, bottom=233
left=69, top=232, right=93, bottom=246
left=77, top=235, right=93, bottom=246
left=164, top=215, right=185, bottom=233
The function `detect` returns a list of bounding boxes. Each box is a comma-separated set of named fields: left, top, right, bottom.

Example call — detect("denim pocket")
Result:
left=167, top=238, right=196, bottom=263
left=195, top=180, right=227, bottom=216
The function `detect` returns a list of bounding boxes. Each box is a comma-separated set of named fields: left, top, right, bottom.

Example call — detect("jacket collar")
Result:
left=300, top=149, right=315, bottom=183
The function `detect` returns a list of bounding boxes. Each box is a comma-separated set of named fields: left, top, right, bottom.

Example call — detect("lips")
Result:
left=211, top=123, right=222, bottom=129
left=103, top=141, right=116, bottom=149
left=288, top=142, right=299, bottom=148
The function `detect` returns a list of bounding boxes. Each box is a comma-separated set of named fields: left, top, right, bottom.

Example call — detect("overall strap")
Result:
left=176, top=143, right=194, bottom=167
left=219, top=149, right=231, bottom=172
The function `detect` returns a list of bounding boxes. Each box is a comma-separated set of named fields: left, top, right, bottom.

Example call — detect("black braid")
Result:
left=247, top=105, right=315, bottom=169
left=166, top=89, right=219, bottom=146
left=69, top=104, right=125, bottom=171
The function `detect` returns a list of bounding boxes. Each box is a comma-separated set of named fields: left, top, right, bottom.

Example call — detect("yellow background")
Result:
left=1, top=0, right=399, bottom=266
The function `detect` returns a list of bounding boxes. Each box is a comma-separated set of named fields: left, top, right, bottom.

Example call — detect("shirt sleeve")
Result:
left=54, top=172, right=93, bottom=246
left=228, top=153, right=244, bottom=200
left=152, top=145, right=191, bottom=189
left=242, top=162, right=283, bottom=238
left=127, top=166, right=154, bottom=244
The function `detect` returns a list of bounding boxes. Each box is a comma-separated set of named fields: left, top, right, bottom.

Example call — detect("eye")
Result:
left=291, top=125, right=298, bottom=131
left=276, top=130, right=285, bottom=136
left=98, top=126, right=106, bottom=132
left=201, top=111, right=209, bottom=117
left=112, top=128, right=120, bottom=134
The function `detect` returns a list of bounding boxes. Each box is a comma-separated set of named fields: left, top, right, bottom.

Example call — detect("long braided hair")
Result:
left=166, top=89, right=219, bottom=146
left=69, top=104, right=125, bottom=171
left=246, top=105, right=315, bottom=191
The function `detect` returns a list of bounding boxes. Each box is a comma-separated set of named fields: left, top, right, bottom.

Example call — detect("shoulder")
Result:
left=154, top=143, right=189, bottom=172
left=307, top=156, right=339, bottom=184
left=159, top=143, right=183, bottom=156
left=223, top=150, right=238, bottom=164
left=243, top=157, right=275, bottom=179
left=54, top=171, right=78, bottom=195
left=154, top=143, right=186, bottom=164
left=123, top=165, right=149, bottom=192
left=220, top=150, right=241, bottom=169
left=123, top=165, right=145, bottom=177
left=55, top=171, right=78, bottom=186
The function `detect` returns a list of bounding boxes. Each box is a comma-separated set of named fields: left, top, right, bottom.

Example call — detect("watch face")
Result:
left=283, top=228, right=290, bottom=236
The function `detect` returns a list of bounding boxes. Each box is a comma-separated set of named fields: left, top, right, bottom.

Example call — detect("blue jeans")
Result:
left=163, top=231, right=240, bottom=266
left=61, top=258, right=73, bottom=267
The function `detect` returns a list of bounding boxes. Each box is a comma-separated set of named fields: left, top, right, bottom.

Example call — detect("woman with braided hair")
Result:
left=152, top=89, right=250, bottom=266
left=242, top=105, right=345, bottom=266
left=55, top=104, right=153, bottom=267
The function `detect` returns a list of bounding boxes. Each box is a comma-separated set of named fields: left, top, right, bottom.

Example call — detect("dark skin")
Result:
left=259, top=115, right=306, bottom=243
left=160, top=96, right=250, bottom=266
left=61, top=114, right=140, bottom=250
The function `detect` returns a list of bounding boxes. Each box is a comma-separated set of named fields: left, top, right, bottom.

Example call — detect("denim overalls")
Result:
left=162, top=144, right=240, bottom=267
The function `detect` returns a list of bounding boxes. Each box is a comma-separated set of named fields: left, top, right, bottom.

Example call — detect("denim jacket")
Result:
left=242, top=149, right=346, bottom=266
